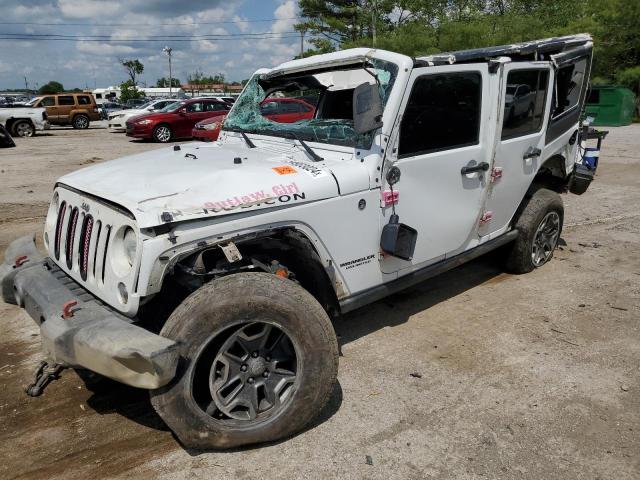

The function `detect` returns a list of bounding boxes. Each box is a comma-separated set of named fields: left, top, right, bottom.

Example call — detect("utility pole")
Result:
left=299, top=28, right=306, bottom=58
left=371, top=0, right=377, bottom=48
left=24, top=75, right=28, bottom=92
left=163, top=46, right=173, bottom=98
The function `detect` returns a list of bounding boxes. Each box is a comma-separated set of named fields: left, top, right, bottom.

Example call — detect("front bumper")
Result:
left=1, top=235, right=178, bottom=389
left=126, top=122, right=153, bottom=138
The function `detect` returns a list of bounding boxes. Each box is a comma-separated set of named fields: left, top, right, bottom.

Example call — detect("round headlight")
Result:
left=123, top=227, right=137, bottom=267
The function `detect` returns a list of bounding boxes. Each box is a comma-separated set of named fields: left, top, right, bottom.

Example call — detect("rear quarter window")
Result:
left=77, top=95, right=92, bottom=105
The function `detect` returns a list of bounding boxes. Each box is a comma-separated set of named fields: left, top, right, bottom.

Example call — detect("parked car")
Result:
left=108, top=99, right=178, bottom=132
left=0, top=124, right=16, bottom=147
left=28, top=93, right=101, bottom=129
left=192, top=98, right=315, bottom=141
left=2, top=35, right=598, bottom=450
left=0, top=105, right=49, bottom=137
left=259, top=97, right=315, bottom=123
left=192, top=114, right=227, bottom=141
left=126, top=98, right=229, bottom=142
left=99, top=101, right=126, bottom=120
left=125, top=98, right=148, bottom=108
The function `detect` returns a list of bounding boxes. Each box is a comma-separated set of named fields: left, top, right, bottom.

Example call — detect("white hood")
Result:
left=57, top=141, right=370, bottom=228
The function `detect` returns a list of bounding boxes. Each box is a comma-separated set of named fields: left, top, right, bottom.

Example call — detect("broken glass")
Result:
left=223, top=58, right=399, bottom=150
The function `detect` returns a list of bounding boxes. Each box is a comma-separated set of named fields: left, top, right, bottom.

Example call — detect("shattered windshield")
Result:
left=223, top=58, right=398, bottom=149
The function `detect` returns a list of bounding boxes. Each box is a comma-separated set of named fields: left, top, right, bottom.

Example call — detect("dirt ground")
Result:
left=0, top=123, right=638, bottom=479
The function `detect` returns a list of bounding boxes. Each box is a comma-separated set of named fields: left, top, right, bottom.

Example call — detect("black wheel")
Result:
left=12, top=120, right=34, bottom=137
left=153, top=124, right=172, bottom=143
left=150, top=273, right=339, bottom=449
left=505, top=187, right=563, bottom=274
left=72, top=114, right=89, bottom=129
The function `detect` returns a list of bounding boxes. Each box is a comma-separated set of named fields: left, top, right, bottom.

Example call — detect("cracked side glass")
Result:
left=223, top=58, right=398, bottom=149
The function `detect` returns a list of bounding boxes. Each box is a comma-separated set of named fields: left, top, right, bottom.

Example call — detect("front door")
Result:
left=382, top=64, right=492, bottom=273
left=38, top=96, right=57, bottom=121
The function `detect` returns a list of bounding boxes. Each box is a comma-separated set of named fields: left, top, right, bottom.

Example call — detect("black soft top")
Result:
left=415, top=34, right=592, bottom=66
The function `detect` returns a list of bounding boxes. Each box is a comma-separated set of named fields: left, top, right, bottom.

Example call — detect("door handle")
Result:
left=461, top=162, right=489, bottom=175
left=523, top=147, right=541, bottom=160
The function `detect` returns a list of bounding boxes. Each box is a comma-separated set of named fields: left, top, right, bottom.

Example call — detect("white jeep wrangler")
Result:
left=1, top=34, right=599, bottom=449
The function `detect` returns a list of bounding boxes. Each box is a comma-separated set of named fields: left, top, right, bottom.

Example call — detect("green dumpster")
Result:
left=585, top=85, right=636, bottom=126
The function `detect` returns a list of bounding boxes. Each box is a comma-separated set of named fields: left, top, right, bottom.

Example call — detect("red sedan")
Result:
left=192, top=98, right=316, bottom=142
left=126, top=98, right=229, bottom=142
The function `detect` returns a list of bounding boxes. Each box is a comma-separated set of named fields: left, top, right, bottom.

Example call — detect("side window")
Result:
left=95, top=93, right=102, bottom=99
left=77, top=95, right=91, bottom=105
left=186, top=102, right=203, bottom=113
left=399, top=72, right=482, bottom=157
left=40, top=97, right=55, bottom=107
left=260, top=101, right=278, bottom=115
left=552, top=58, right=587, bottom=117
left=204, top=102, right=226, bottom=112
left=502, top=69, right=549, bottom=139
left=58, top=96, right=75, bottom=106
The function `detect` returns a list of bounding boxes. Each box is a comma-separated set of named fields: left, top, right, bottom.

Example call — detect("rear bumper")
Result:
left=1, top=235, right=178, bottom=389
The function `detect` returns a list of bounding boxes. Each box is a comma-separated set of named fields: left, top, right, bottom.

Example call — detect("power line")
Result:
left=0, top=31, right=300, bottom=39
left=0, top=35, right=302, bottom=43
left=0, top=17, right=303, bottom=27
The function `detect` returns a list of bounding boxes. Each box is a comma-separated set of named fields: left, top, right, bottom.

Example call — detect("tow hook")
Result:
left=25, top=361, right=65, bottom=397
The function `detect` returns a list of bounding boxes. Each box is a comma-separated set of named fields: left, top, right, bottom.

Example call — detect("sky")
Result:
left=0, top=0, right=304, bottom=90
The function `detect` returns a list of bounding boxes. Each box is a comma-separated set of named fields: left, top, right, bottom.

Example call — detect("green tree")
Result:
left=38, top=81, right=64, bottom=94
left=119, top=80, right=145, bottom=103
left=120, top=59, right=144, bottom=85
left=156, top=77, right=181, bottom=88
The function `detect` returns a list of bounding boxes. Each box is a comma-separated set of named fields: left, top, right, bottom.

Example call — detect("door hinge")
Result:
left=480, top=211, right=493, bottom=225
left=490, top=167, right=503, bottom=183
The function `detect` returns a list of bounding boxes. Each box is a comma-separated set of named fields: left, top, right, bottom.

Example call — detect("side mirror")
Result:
left=379, top=165, right=418, bottom=260
left=353, top=82, right=383, bottom=134
left=381, top=215, right=417, bottom=260
left=0, top=124, right=16, bottom=148
left=178, top=109, right=186, bottom=115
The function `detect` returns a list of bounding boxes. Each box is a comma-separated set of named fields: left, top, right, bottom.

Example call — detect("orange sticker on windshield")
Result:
left=273, top=166, right=297, bottom=175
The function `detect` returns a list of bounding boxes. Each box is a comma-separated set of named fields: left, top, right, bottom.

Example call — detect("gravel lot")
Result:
left=0, top=123, right=638, bottom=479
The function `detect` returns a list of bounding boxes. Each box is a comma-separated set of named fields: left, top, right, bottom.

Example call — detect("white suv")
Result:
left=2, top=34, right=598, bottom=449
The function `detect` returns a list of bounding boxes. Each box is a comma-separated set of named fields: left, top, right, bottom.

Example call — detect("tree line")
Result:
left=296, top=0, right=640, bottom=98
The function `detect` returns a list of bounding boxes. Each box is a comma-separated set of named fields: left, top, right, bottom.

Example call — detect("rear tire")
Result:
left=505, top=188, right=563, bottom=274
left=150, top=273, right=339, bottom=449
left=153, top=124, right=172, bottom=143
left=72, top=114, right=89, bottom=129
left=12, top=120, right=34, bottom=137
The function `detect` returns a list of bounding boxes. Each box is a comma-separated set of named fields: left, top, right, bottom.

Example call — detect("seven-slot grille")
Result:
left=53, top=199, right=111, bottom=283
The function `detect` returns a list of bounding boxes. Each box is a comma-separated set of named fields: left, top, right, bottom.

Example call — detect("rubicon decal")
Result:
left=339, top=254, right=376, bottom=270
left=203, top=182, right=305, bottom=212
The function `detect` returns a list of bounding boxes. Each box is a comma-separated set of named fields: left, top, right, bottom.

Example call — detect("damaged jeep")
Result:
left=1, top=34, right=604, bottom=449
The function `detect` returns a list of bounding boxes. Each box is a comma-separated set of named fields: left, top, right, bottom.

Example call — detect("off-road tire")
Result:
left=505, top=187, right=563, bottom=274
left=150, top=273, right=339, bottom=449
left=72, top=114, right=89, bottom=129
left=153, top=124, right=172, bottom=143
left=11, top=120, right=34, bottom=137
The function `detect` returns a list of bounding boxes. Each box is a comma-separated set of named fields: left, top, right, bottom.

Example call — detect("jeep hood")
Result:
left=57, top=142, right=369, bottom=228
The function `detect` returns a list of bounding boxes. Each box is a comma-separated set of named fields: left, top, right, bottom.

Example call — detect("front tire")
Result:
left=12, top=120, right=34, bottom=137
left=153, top=124, right=172, bottom=143
left=505, top=188, right=563, bottom=274
left=151, top=273, right=339, bottom=449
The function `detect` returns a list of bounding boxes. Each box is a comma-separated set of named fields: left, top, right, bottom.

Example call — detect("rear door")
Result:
left=382, top=64, right=492, bottom=273
left=56, top=95, right=75, bottom=124
left=480, top=63, right=552, bottom=239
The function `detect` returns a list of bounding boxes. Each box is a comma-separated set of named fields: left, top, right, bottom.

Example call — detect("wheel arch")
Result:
left=528, top=154, right=568, bottom=195
left=138, top=225, right=341, bottom=328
